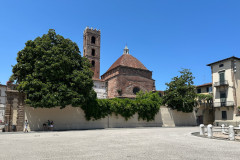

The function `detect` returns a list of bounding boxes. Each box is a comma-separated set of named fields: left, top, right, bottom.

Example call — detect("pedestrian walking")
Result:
left=24, top=120, right=28, bottom=133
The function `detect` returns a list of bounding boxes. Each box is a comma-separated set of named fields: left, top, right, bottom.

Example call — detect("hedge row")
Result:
left=81, top=91, right=163, bottom=121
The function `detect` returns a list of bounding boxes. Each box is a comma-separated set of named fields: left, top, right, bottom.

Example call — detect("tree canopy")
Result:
left=10, top=29, right=95, bottom=108
left=163, top=69, right=196, bottom=112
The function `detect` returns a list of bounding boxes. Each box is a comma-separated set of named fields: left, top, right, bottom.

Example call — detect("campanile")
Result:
left=83, top=27, right=100, bottom=79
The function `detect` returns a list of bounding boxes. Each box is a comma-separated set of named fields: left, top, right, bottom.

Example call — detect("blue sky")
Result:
left=0, top=0, right=240, bottom=90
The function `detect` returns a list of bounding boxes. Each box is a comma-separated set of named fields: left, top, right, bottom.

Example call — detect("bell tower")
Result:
left=83, top=27, right=101, bottom=79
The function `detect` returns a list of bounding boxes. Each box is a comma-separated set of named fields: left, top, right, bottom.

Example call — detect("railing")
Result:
left=214, top=80, right=228, bottom=87
left=214, top=101, right=234, bottom=107
left=198, top=102, right=213, bottom=108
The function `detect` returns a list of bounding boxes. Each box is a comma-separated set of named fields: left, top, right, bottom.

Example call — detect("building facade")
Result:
left=196, top=83, right=214, bottom=125
left=0, top=84, right=7, bottom=123
left=207, top=56, right=240, bottom=126
left=101, top=46, right=155, bottom=98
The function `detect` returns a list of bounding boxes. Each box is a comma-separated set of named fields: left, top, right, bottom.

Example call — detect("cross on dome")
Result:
left=123, top=45, right=129, bottom=55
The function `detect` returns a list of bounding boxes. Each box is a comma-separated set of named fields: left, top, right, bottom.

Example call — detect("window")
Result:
left=219, top=71, right=225, bottom=83
left=206, top=86, right=212, bottom=92
left=91, top=60, right=95, bottom=67
left=158, top=92, right=162, bottom=97
left=91, top=49, right=95, bottom=56
left=220, top=92, right=226, bottom=106
left=219, top=64, right=224, bottom=67
left=209, top=86, right=212, bottom=92
left=91, top=36, right=96, bottom=44
left=220, top=92, right=226, bottom=99
left=222, top=111, right=227, bottom=120
left=197, top=88, right=201, bottom=93
left=133, top=87, right=140, bottom=95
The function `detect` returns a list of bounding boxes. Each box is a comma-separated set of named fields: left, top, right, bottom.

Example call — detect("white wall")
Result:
left=93, top=80, right=107, bottom=99
left=25, top=105, right=108, bottom=131
left=0, top=85, right=6, bottom=122
left=24, top=105, right=197, bottom=131
left=171, top=110, right=197, bottom=126
left=109, top=112, right=163, bottom=128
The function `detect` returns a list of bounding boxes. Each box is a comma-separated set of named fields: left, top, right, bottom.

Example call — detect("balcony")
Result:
left=214, top=101, right=234, bottom=107
left=198, top=102, right=213, bottom=108
left=214, top=80, right=228, bottom=87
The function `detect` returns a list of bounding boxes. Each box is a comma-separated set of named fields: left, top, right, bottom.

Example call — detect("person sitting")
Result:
left=42, top=123, right=47, bottom=131
left=47, top=120, right=51, bottom=131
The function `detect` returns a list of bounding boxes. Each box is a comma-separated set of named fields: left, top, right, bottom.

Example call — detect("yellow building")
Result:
left=207, top=56, right=240, bottom=126
left=196, top=83, right=214, bottom=125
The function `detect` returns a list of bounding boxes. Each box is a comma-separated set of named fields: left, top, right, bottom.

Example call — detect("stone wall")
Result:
left=4, top=90, right=25, bottom=132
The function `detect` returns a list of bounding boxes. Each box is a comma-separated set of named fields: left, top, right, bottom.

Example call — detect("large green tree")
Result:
left=163, top=69, right=196, bottom=112
left=10, top=29, right=95, bottom=108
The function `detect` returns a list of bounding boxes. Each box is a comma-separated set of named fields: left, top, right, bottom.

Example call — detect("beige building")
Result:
left=0, top=84, right=7, bottom=123
left=207, top=56, right=240, bottom=126
left=195, top=83, right=214, bottom=125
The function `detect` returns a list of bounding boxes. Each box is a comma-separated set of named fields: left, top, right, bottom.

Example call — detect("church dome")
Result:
left=106, top=46, right=148, bottom=72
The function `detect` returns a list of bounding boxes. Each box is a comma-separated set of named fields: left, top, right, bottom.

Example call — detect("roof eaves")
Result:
left=207, top=56, right=240, bottom=66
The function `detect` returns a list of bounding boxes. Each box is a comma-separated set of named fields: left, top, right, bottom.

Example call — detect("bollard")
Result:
left=229, top=125, right=235, bottom=141
left=221, top=124, right=225, bottom=133
left=200, top=124, right=205, bottom=136
left=207, top=124, right=213, bottom=138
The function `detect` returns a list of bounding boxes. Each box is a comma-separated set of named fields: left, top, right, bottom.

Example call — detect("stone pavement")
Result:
left=0, top=127, right=240, bottom=160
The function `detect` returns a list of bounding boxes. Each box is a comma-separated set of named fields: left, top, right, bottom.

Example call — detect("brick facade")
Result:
left=102, top=66, right=155, bottom=98
left=4, top=84, right=25, bottom=132
left=83, top=27, right=101, bottom=79
left=83, top=27, right=155, bottom=99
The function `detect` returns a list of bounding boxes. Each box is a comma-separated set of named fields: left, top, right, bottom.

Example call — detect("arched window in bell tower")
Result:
left=92, top=49, right=95, bottom=56
left=92, top=60, right=95, bottom=67
left=91, top=36, right=95, bottom=44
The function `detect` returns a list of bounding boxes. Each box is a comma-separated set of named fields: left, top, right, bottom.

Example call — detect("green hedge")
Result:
left=81, top=91, right=163, bottom=121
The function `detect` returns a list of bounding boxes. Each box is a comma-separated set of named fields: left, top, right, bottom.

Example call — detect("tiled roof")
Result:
left=92, top=77, right=105, bottom=82
left=207, top=56, right=240, bottom=66
left=106, top=54, right=148, bottom=72
left=196, top=83, right=212, bottom=87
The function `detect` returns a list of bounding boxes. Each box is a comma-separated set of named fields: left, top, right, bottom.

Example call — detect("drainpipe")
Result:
left=231, top=60, right=237, bottom=117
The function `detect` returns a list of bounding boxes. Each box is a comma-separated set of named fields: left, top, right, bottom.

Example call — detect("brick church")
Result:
left=83, top=27, right=155, bottom=99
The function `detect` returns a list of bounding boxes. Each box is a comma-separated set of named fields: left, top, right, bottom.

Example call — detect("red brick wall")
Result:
left=105, top=67, right=155, bottom=98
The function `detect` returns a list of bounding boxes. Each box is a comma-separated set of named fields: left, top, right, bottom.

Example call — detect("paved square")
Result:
left=0, top=127, right=240, bottom=160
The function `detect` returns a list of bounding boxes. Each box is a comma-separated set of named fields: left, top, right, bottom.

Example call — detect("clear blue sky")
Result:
left=1, top=0, right=240, bottom=90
